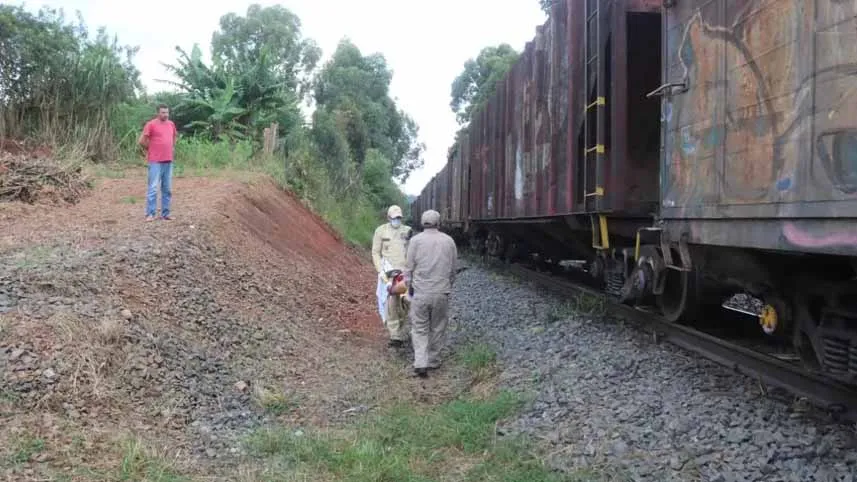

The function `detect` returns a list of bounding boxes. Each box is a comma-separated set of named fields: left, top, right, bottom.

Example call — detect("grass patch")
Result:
left=88, top=163, right=128, bottom=179
left=115, top=438, right=189, bottom=482
left=3, top=434, right=45, bottom=467
left=9, top=244, right=58, bottom=270
left=567, top=292, right=607, bottom=319
left=456, top=343, right=500, bottom=388
left=457, top=343, right=497, bottom=373
left=253, top=384, right=299, bottom=416
left=546, top=293, right=606, bottom=324
left=247, top=390, right=567, bottom=481
left=547, top=301, right=578, bottom=323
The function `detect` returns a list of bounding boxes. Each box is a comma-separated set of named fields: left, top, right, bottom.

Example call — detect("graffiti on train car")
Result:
left=663, top=0, right=857, bottom=212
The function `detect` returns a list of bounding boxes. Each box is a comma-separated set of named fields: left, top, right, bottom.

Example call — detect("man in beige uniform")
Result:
left=372, top=205, right=413, bottom=347
left=405, top=209, right=458, bottom=378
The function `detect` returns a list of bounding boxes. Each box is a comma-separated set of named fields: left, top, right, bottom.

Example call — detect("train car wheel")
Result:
left=657, top=266, right=700, bottom=324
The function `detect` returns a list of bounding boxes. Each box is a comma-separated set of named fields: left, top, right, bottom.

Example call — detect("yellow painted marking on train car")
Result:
left=585, top=96, right=606, bottom=111
left=585, top=144, right=605, bottom=154
left=635, top=230, right=641, bottom=261
left=591, top=214, right=610, bottom=250
left=599, top=215, right=609, bottom=250
left=590, top=217, right=598, bottom=248
left=585, top=186, right=604, bottom=197
left=759, top=304, right=778, bottom=335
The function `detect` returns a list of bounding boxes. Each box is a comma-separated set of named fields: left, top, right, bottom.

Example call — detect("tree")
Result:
left=449, top=44, right=518, bottom=126
left=0, top=5, right=141, bottom=158
left=161, top=41, right=302, bottom=143
left=211, top=4, right=321, bottom=101
left=539, top=0, right=557, bottom=14
left=313, top=39, right=424, bottom=183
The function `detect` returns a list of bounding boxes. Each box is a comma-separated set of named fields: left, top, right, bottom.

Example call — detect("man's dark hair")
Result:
left=157, top=104, right=169, bottom=111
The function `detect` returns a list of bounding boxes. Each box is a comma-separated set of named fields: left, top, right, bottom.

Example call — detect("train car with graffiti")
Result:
left=413, top=0, right=857, bottom=387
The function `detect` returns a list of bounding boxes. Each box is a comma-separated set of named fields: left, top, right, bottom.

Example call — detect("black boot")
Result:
left=388, top=339, right=403, bottom=348
left=414, top=367, right=428, bottom=378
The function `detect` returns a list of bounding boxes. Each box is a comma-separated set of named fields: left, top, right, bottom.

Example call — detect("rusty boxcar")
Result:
left=412, top=139, right=469, bottom=236
left=414, top=0, right=857, bottom=385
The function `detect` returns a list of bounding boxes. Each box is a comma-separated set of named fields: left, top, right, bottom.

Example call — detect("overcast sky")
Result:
left=22, top=0, right=546, bottom=195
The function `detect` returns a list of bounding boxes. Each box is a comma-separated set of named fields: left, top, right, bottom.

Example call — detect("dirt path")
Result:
left=0, top=172, right=465, bottom=481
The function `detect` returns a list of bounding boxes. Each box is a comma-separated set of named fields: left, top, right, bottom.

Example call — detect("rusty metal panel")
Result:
left=628, top=0, right=662, bottom=13
left=460, top=131, right=472, bottom=223
left=450, top=142, right=462, bottom=224
left=468, top=113, right=479, bottom=220
left=568, top=0, right=584, bottom=213
left=552, top=0, right=569, bottom=214
left=492, top=83, right=502, bottom=219
left=470, top=107, right=484, bottom=220
left=497, top=78, right=508, bottom=219
left=807, top=0, right=857, bottom=205
left=520, top=40, right=533, bottom=217
left=490, top=84, right=501, bottom=219
left=447, top=161, right=453, bottom=213
left=486, top=97, right=493, bottom=219
left=497, top=82, right=507, bottom=219
left=527, top=39, right=537, bottom=217
left=662, top=0, right=857, bottom=224
left=437, top=163, right=448, bottom=223
left=479, top=98, right=489, bottom=219
left=428, top=176, right=435, bottom=215
left=536, top=24, right=550, bottom=215
left=511, top=57, right=524, bottom=217
left=661, top=0, right=724, bottom=213
left=504, top=67, right=515, bottom=218
left=719, top=0, right=811, bottom=206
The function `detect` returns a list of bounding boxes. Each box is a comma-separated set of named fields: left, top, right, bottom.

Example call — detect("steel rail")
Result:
left=507, top=263, right=857, bottom=422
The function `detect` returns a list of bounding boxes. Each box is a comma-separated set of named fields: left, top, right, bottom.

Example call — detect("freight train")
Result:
left=411, top=0, right=857, bottom=387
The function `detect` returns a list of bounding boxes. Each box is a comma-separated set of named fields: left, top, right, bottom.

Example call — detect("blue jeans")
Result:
left=146, top=162, right=172, bottom=217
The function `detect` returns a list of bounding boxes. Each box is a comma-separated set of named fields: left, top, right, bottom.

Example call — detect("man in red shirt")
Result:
left=138, top=104, right=178, bottom=221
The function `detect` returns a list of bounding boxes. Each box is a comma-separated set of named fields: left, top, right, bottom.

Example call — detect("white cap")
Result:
left=421, top=210, right=440, bottom=227
left=387, top=205, right=403, bottom=219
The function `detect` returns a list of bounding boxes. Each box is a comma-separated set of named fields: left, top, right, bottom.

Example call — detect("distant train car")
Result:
left=413, top=0, right=857, bottom=386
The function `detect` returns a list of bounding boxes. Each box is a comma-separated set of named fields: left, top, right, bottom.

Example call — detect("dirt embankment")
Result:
left=0, top=173, right=399, bottom=480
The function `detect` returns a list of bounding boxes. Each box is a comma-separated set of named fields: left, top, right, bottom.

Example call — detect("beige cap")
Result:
left=387, top=205, right=403, bottom=219
left=421, top=209, right=440, bottom=227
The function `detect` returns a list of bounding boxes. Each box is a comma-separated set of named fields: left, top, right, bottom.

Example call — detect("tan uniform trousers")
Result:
left=385, top=292, right=410, bottom=341
left=409, top=293, right=449, bottom=369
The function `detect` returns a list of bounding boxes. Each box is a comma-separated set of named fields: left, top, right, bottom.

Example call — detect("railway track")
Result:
left=505, top=262, right=857, bottom=423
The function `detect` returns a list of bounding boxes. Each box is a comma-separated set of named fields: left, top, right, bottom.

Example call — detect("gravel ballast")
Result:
left=446, top=259, right=857, bottom=482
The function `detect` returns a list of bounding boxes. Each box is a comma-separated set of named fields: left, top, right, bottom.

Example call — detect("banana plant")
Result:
left=178, top=76, right=248, bottom=142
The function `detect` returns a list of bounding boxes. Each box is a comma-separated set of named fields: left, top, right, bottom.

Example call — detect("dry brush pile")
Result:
left=0, top=152, right=91, bottom=205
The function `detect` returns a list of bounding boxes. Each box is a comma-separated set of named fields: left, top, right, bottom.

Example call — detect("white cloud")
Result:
left=24, top=0, right=546, bottom=195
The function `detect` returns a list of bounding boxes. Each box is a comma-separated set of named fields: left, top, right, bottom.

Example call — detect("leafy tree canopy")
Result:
left=539, top=0, right=557, bottom=14
left=313, top=39, right=424, bottom=183
left=449, top=44, right=518, bottom=126
left=0, top=5, right=141, bottom=159
left=211, top=4, right=321, bottom=100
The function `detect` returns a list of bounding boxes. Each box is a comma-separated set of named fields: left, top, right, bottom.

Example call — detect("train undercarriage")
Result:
left=460, top=217, right=857, bottom=389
